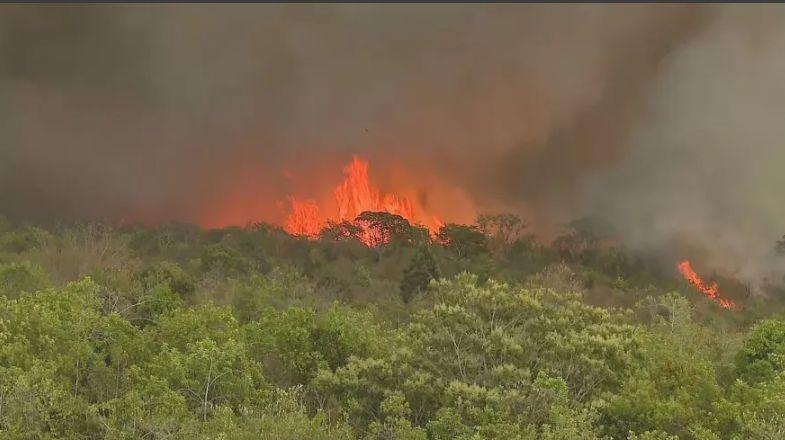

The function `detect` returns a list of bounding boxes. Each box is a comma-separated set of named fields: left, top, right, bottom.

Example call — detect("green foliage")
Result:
left=200, top=243, right=248, bottom=276
left=244, top=307, right=327, bottom=386
left=400, top=246, right=440, bottom=303
left=317, top=274, right=636, bottom=435
left=477, top=213, right=526, bottom=258
left=727, top=374, right=785, bottom=439
left=436, top=223, right=488, bottom=260
left=145, top=337, right=267, bottom=418
left=0, top=225, right=53, bottom=253
left=599, top=293, right=738, bottom=439
left=0, top=220, right=782, bottom=438
left=243, top=303, right=384, bottom=387
left=0, top=261, right=51, bottom=298
left=364, top=394, right=428, bottom=440
left=736, top=318, right=785, bottom=385
left=136, top=261, right=196, bottom=298
left=599, top=329, right=732, bottom=439
left=233, top=266, right=318, bottom=321
left=627, top=431, right=680, bottom=440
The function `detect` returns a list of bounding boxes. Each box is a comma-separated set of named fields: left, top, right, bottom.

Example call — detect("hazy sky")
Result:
left=1, top=4, right=783, bottom=279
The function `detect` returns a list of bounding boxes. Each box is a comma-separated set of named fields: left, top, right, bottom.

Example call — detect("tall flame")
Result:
left=285, top=198, right=322, bottom=237
left=334, top=157, right=415, bottom=223
left=677, top=260, right=735, bottom=309
left=285, top=156, right=439, bottom=244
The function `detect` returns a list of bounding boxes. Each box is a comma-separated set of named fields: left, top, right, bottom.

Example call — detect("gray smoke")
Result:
left=586, top=5, right=785, bottom=284
left=0, top=5, right=782, bottom=282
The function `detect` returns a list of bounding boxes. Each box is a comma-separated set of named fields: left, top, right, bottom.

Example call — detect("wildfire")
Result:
left=285, top=198, right=322, bottom=237
left=677, top=260, right=735, bottom=309
left=432, top=215, right=445, bottom=231
left=334, top=157, right=415, bottom=223
left=285, top=156, right=440, bottom=245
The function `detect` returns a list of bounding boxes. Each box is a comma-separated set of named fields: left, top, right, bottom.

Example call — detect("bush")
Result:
left=0, top=261, right=51, bottom=298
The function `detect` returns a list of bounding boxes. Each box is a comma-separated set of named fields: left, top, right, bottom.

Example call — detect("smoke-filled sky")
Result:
left=1, top=4, right=784, bottom=278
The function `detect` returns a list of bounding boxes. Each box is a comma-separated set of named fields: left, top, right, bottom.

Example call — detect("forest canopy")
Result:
left=0, top=214, right=783, bottom=439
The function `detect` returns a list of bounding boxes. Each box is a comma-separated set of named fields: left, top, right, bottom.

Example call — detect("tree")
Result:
left=552, top=216, right=615, bottom=262
left=400, top=247, right=440, bottom=303
left=355, top=211, right=427, bottom=249
left=242, top=303, right=384, bottom=388
left=200, top=243, right=248, bottom=276
left=144, top=338, right=266, bottom=420
left=435, top=223, right=487, bottom=260
left=364, top=394, right=428, bottom=440
left=319, top=220, right=364, bottom=243
left=233, top=267, right=317, bottom=322
left=0, top=261, right=51, bottom=298
left=727, top=373, right=785, bottom=439
left=0, top=278, right=105, bottom=436
left=736, top=319, right=785, bottom=385
left=135, top=261, right=195, bottom=298
left=599, top=294, right=735, bottom=439
left=316, top=274, right=636, bottom=434
left=477, top=213, right=526, bottom=257
left=0, top=224, right=53, bottom=254
left=4, top=218, right=785, bottom=438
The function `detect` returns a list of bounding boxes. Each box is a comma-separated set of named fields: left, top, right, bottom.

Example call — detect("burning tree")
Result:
left=354, top=211, right=428, bottom=258
left=284, top=156, right=443, bottom=245
left=318, top=220, right=364, bottom=243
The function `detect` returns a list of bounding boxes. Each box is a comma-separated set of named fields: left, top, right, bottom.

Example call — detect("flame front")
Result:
left=285, top=156, right=440, bottom=245
left=285, top=198, right=322, bottom=237
left=334, top=157, right=415, bottom=223
left=677, top=260, right=735, bottom=309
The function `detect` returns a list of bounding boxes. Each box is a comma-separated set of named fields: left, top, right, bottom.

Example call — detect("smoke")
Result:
left=585, top=5, right=785, bottom=283
left=0, top=5, right=697, bottom=223
left=0, top=5, right=783, bottom=281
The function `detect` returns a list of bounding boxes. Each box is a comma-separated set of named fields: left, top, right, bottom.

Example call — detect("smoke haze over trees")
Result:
left=1, top=4, right=784, bottom=280
left=0, top=212, right=783, bottom=437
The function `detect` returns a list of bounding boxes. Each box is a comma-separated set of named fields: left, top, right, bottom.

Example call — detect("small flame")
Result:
left=677, top=260, right=735, bottom=309
left=431, top=216, right=445, bottom=238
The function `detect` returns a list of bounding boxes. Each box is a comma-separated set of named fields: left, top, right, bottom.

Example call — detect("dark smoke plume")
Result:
left=1, top=5, right=783, bottom=282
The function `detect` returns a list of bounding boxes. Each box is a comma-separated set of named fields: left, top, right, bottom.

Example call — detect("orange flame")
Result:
left=677, top=260, right=735, bottom=309
left=285, top=198, right=323, bottom=237
left=334, top=157, right=415, bottom=223
left=284, top=156, right=441, bottom=245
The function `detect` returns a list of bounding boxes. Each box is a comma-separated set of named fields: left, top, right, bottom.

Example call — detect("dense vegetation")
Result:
left=0, top=214, right=784, bottom=439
